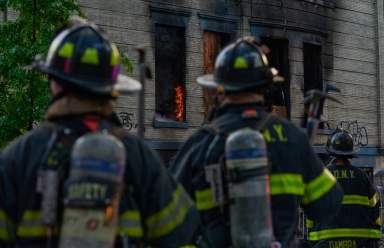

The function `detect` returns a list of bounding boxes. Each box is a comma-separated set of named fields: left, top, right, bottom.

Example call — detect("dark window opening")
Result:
left=303, top=43, right=323, bottom=128
left=203, top=31, right=232, bottom=120
left=155, top=24, right=186, bottom=123
left=261, top=38, right=290, bottom=119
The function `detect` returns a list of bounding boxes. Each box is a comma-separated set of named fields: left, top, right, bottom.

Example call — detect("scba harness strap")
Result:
left=32, top=118, right=140, bottom=247
left=199, top=110, right=273, bottom=208
left=194, top=110, right=274, bottom=247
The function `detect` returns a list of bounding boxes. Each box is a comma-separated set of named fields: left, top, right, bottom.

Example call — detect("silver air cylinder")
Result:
left=225, top=128, right=273, bottom=248
left=59, top=132, right=126, bottom=248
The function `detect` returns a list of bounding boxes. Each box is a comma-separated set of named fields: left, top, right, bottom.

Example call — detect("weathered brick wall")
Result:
left=326, top=0, right=379, bottom=147
left=79, top=0, right=242, bottom=140
left=78, top=0, right=379, bottom=147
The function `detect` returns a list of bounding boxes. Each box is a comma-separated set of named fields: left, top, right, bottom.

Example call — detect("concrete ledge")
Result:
left=153, top=119, right=189, bottom=129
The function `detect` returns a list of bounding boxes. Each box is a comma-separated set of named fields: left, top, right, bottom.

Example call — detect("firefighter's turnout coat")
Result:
left=308, top=158, right=381, bottom=247
left=0, top=96, right=198, bottom=248
left=170, top=103, right=343, bottom=247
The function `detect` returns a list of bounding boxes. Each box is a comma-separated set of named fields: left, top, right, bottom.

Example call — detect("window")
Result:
left=261, top=38, right=290, bottom=119
left=303, top=43, right=323, bottom=127
left=203, top=31, right=232, bottom=119
left=154, top=24, right=186, bottom=124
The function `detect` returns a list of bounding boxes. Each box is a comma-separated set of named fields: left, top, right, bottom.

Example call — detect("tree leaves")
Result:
left=0, top=0, right=80, bottom=147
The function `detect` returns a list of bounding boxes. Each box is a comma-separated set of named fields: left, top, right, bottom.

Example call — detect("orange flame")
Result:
left=175, top=85, right=184, bottom=122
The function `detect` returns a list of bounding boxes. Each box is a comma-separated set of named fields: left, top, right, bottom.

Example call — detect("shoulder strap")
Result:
left=203, top=113, right=274, bottom=137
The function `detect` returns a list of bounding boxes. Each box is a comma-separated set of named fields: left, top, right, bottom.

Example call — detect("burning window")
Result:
left=154, top=24, right=186, bottom=123
left=203, top=31, right=232, bottom=119
left=303, top=43, right=323, bottom=127
left=261, top=38, right=290, bottom=119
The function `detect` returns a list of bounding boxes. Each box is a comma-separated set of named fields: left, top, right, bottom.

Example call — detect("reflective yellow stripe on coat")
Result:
left=195, top=188, right=218, bottom=211
left=117, top=210, right=143, bottom=238
left=146, top=186, right=192, bottom=239
left=342, top=193, right=379, bottom=207
left=270, top=174, right=305, bottom=196
left=0, top=209, right=14, bottom=241
left=195, top=169, right=336, bottom=210
left=17, top=211, right=48, bottom=238
left=309, top=228, right=381, bottom=241
left=302, top=168, right=336, bottom=204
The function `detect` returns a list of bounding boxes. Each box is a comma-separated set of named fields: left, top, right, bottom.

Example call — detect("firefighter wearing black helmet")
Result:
left=308, top=130, right=381, bottom=248
left=0, top=18, right=199, bottom=247
left=170, top=37, right=343, bottom=247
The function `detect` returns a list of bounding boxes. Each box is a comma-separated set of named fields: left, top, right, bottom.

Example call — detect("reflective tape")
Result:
left=195, top=188, right=218, bottom=211
left=110, top=44, right=120, bottom=65
left=306, top=219, right=314, bottom=228
left=342, top=193, right=379, bottom=207
left=376, top=216, right=381, bottom=226
left=80, top=48, right=99, bottom=65
left=58, top=42, right=74, bottom=58
left=17, top=211, right=48, bottom=238
left=303, top=168, right=336, bottom=204
left=0, top=209, right=14, bottom=241
left=146, top=186, right=192, bottom=238
left=117, top=210, right=143, bottom=238
left=309, top=228, right=381, bottom=240
left=270, top=174, right=305, bottom=196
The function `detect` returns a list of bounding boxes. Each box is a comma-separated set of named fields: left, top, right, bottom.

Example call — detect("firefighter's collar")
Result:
left=216, top=102, right=266, bottom=117
left=46, top=95, right=113, bottom=120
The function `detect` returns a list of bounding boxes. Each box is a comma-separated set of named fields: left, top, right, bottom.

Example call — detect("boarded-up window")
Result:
left=262, top=38, right=290, bottom=119
left=155, top=24, right=186, bottom=122
left=303, top=43, right=323, bottom=127
left=203, top=31, right=231, bottom=119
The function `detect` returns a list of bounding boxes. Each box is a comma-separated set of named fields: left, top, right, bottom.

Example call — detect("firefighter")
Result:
left=0, top=20, right=198, bottom=247
left=170, top=37, right=343, bottom=247
left=308, top=130, right=381, bottom=248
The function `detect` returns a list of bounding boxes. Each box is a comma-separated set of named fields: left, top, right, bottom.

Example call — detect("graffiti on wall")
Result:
left=118, top=112, right=139, bottom=131
left=336, top=120, right=368, bottom=146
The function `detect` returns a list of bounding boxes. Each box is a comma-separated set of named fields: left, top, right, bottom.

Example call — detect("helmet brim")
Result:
left=33, top=56, right=142, bottom=95
left=326, top=147, right=360, bottom=157
left=115, top=74, right=142, bottom=94
left=196, top=74, right=219, bottom=89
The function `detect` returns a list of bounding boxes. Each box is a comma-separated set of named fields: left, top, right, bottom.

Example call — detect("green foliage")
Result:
left=0, top=0, right=80, bottom=147
left=121, top=53, right=134, bottom=73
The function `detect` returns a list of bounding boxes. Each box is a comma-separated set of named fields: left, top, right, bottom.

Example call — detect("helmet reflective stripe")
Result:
left=233, top=57, right=249, bottom=69
left=80, top=48, right=99, bottom=65
left=58, top=42, right=74, bottom=59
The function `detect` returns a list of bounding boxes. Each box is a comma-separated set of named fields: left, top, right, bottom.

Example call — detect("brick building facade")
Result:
left=78, top=0, right=382, bottom=168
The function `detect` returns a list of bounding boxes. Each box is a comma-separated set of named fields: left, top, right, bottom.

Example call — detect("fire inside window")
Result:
left=154, top=24, right=186, bottom=122
left=303, top=43, right=323, bottom=127
left=261, top=38, right=290, bottom=119
left=203, top=31, right=232, bottom=119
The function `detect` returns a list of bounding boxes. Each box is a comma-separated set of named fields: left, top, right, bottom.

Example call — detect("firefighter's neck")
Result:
left=50, top=79, right=63, bottom=97
left=221, top=92, right=264, bottom=106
